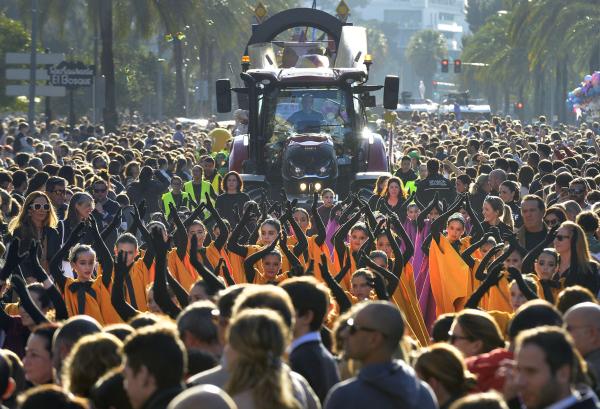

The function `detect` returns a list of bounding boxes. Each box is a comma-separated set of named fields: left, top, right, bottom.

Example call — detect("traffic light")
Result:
left=515, top=101, right=524, bottom=111
left=441, top=59, right=449, bottom=73
left=454, top=59, right=462, bottom=73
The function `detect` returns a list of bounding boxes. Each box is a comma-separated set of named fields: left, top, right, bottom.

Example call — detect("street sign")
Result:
left=47, top=61, right=95, bottom=88
left=5, top=52, right=64, bottom=65
left=336, top=0, right=350, bottom=21
left=5, top=68, right=49, bottom=81
left=6, top=85, right=66, bottom=97
left=255, top=2, right=267, bottom=22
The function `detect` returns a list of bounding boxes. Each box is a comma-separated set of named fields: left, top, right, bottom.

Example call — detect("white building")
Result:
left=354, top=0, right=468, bottom=53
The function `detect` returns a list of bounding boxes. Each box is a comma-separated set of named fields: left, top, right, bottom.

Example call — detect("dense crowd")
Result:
left=0, top=111, right=597, bottom=409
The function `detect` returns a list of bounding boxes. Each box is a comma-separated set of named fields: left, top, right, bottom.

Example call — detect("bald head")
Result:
left=357, top=301, right=404, bottom=351
left=167, top=385, right=236, bottom=409
left=565, top=302, right=600, bottom=356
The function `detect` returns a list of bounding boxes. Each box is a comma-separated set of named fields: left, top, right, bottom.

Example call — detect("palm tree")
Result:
left=405, top=30, right=447, bottom=98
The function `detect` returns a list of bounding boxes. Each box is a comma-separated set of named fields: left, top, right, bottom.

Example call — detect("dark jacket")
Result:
left=290, top=340, right=340, bottom=403
left=127, top=178, right=168, bottom=218
left=141, top=385, right=184, bottom=409
left=324, top=360, right=437, bottom=409
left=416, top=174, right=455, bottom=208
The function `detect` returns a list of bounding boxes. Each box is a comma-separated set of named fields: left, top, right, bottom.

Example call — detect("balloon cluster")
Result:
left=566, top=72, right=600, bottom=118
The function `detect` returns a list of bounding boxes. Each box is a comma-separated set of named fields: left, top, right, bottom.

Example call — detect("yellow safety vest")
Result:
left=205, top=172, right=222, bottom=194
left=162, top=191, right=190, bottom=218
left=183, top=180, right=213, bottom=208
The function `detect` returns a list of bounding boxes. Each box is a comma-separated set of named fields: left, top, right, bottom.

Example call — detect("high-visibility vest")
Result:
left=205, top=172, right=222, bottom=194
left=162, top=191, right=190, bottom=218
left=183, top=180, right=212, bottom=208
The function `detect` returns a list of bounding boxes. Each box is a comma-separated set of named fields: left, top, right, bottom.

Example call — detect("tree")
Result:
left=465, top=0, right=504, bottom=33
left=405, top=30, right=446, bottom=98
left=0, top=11, right=30, bottom=109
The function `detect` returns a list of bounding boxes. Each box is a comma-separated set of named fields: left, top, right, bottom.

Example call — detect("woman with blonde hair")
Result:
left=8, top=191, right=59, bottom=272
left=553, top=221, right=600, bottom=294
left=414, top=343, right=477, bottom=409
left=224, top=308, right=302, bottom=409
left=63, top=332, right=123, bottom=398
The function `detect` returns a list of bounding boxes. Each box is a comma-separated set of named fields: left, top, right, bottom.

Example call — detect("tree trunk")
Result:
left=173, top=39, right=186, bottom=116
left=99, top=0, right=118, bottom=131
left=503, top=86, right=510, bottom=114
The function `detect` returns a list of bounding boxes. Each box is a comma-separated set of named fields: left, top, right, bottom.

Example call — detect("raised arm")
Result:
left=100, top=207, right=123, bottom=241
left=111, top=251, right=140, bottom=322
left=430, top=194, right=463, bottom=245
left=279, top=231, right=304, bottom=277
left=27, top=241, right=68, bottom=320
left=168, top=203, right=189, bottom=260
left=227, top=204, right=254, bottom=258
left=417, top=193, right=438, bottom=232
left=389, top=214, right=413, bottom=264
left=319, top=254, right=352, bottom=314
left=333, top=210, right=362, bottom=265
left=49, top=222, right=86, bottom=292
left=243, top=237, right=279, bottom=284
left=521, top=226, right=557, bottom=275
left=461, top=233, right=491, bottom=269
left=11, top=273, right=48, bottom=325
left=311, top=193, right=326, bottom=246
left=0, top=239, right=27, bottom=290
left=474, top=244, right=504, bottom=281
left=364, top=256, right=399, bottom=298
left=465, top=264, right=504, bottom=309
left=464, top=193, right=483, bottom=240
left=218, top=259, right=236, bottom=287
left=88, top=217, right=114, bottom=289
left=190, top=235, right=226, bottom=294
left=507, top=267, right=538, bottom=301
left=150, top=229, right=181, bottom=319
left=282, top=203, right=308, bottom=258
left=204, top=192, right=228, bottom=251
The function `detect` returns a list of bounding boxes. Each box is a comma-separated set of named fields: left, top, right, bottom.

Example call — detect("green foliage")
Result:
left=465, top=0, right=505, bottom=33
left=0, top=11, right=30, bottom=109
left=405, top=30, right=446, bottom=96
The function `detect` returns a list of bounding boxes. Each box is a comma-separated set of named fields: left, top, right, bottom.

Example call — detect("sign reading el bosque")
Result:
left=47, top=61, right=95, bottom=88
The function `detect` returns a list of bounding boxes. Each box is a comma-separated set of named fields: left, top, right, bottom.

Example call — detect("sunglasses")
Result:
left=346, top=318, right=386, bottom=337
left=29, top=203, right=50, bottom=211
left=544, top=218, right=559, bottom=227
left=569, top=188, right=585, bottom=195
left=555, top=234, right=571, bottom=242
left=94, top=188, right=107, bottom=193
left=448, top=332, right=473, bottom=343
left=51, top=189, right=66, bottom=195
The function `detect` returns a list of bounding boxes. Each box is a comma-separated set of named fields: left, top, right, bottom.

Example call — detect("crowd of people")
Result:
left=0, top=111, right=597, bottom=409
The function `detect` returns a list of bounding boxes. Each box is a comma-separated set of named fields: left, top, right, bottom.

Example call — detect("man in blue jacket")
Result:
left=324, top=301, right=437, bottom=409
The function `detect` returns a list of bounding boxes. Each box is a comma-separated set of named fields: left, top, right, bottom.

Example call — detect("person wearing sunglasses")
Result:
left=7, top=191, right=59, bottom=272
left=448, top=309, right=505, bottom=358
left=325, top=301, right=436, bottom=409
left=543, top=206, right=568, bottom=230
left=553, top=221, right=600, bottom=295
left=45, top=176, right=68, bottom=220
left=90, top=178, right=120, bottom=231
left=568, top=178, right=591, bottom=210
